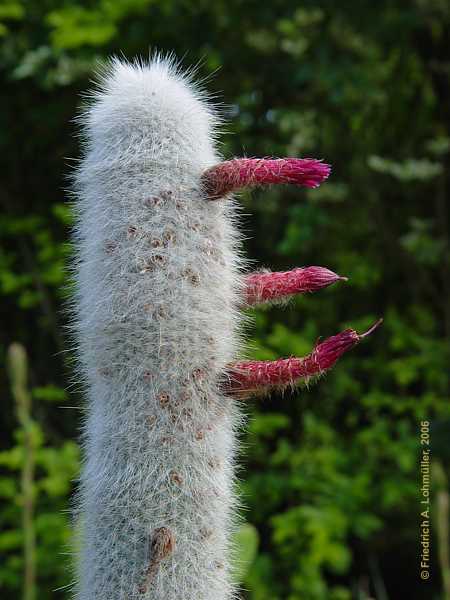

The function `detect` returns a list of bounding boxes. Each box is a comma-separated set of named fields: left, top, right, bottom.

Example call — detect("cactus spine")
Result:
left=72, top=58, right=242, bottom=599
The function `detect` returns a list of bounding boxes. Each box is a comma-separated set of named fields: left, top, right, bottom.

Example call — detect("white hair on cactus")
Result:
left=71, top=55, right=245, bottom=600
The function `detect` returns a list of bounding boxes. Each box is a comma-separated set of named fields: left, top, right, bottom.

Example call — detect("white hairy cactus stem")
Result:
left=72, top=57, right=243, bottom=600
left=71, top=53, right=376, bottom=600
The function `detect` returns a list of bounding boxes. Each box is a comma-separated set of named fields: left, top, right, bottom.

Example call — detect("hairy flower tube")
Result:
left=203, top=157, right=331, bottom=199
left=244, top=266, right=346, bottom=306
left=224, top=319, right=383, bottom=398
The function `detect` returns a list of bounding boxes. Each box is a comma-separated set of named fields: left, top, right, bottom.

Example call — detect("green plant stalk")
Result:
left=7, top=343, right=36, bottom=600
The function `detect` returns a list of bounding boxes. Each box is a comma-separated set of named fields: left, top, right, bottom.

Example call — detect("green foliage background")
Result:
left=0, top=1, right=449, bottom=598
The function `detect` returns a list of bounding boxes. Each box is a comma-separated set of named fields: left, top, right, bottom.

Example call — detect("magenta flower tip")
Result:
left=303, top=266, right=344, bottom=287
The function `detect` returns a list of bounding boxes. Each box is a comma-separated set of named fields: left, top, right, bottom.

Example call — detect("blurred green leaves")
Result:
left=0, top=1, right=24, bottom=36
left=46, top=0, right=156, bottom=49
left=368, top=155, right=444, bottom=181
left=232, top=523, right=260, bottom=585
left=400, top=217, right=446, bottom=265
left=0, top=401, right=79, bottom=596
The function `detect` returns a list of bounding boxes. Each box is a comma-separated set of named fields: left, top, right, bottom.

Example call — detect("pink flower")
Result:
left=203, top=158, right=331, bottom=200
left=245, top=266, right=346, bottom=305
left=225, top=319, right=383, bottom=397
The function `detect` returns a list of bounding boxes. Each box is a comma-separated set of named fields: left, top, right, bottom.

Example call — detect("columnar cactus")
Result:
left=72, top=56, right=380, bottom=599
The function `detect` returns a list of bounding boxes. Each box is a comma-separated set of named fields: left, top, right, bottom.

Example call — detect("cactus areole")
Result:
left=72, top=57, right=380, bottom=599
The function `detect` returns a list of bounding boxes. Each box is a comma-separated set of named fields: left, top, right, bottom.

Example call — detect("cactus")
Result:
left=71, top=56, right=379, bottom=599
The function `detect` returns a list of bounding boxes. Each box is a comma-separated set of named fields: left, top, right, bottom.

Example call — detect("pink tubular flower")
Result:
left=202, top=158, right=331, bottom=200
left=201, top=153, right=382, bottom=398
left=245, top=266, right=346, bottom=306
left=224, top=319, right=383, bottom=398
